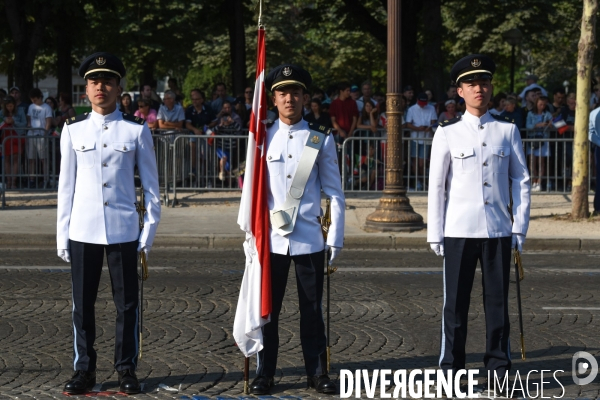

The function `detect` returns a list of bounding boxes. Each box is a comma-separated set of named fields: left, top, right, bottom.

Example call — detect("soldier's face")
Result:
left=86, top=78, right=121, bottom=108
left=273, top=86, right=303, bottom=122
left=457, top=79, right=492, bottom=110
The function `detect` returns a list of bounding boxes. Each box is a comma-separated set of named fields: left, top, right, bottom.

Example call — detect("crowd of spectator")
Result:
left=0, top=73, right=597, bottom=194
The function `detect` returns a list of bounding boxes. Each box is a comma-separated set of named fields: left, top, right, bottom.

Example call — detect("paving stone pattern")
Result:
left=1, top=249, right=600, bottom=399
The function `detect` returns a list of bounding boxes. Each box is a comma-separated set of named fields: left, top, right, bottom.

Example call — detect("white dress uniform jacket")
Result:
left=427, top=110, right=530, bottom=243
left=57, top=109, right=161, bottom=249
left=266, top=119, right=345, bottom=255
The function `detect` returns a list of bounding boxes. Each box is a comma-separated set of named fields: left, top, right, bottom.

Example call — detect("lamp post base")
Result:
left=364, top=190, right=424, bottom=232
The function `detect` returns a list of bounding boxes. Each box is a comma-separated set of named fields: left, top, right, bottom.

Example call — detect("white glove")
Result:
left=430, top=243, right=445, bottom=257
left=512, top=234, right=525, bottom=252
left=138, top=242, right=151, bottom=261
left=325, top=245, right=341, bottom=266
left=57, top=249, right=71, bottom=263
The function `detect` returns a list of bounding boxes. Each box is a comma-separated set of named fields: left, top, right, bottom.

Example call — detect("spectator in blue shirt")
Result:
left=589, top=105, right=600, bottom=214
left=157, top=90, right=185, bottom=130
left=211, top=82, right=235, bottom=114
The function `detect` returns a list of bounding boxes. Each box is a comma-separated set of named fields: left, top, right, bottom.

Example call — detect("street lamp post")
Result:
left=364, top=0, right=424, bottom=232
left=502, top=28, right=523, bottom=93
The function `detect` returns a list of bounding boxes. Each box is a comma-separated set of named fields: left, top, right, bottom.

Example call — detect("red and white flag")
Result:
left=233, top=27, right=272, bottom=357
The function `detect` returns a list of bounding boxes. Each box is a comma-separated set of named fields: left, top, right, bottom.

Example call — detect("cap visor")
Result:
left=271, top=80, right=306, bottom=91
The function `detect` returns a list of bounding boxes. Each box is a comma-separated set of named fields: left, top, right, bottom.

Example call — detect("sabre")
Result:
left=135, top=186, right=149, bottom=359
left=317, top=198, right=334, bottom=373
left=508, top=191, right=526, bottom=360
left=514, top=248, right=526, bottom=360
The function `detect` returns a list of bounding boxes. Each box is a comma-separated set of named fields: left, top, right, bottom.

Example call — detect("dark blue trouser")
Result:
left=70, top=239, right=139, bottom=372
left=256, top=251, right=327, bottom=378
left=439, top=237, right=512, bottom=377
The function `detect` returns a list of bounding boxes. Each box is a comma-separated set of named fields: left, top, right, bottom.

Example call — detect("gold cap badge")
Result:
left=471, top=58, right=481, bottom=67
left=311, top=135, right=320, bottom=144
left=96, top=57, right=106, bottom=66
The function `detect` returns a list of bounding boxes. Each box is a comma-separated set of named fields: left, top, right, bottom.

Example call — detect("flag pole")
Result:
left=243, top=1, right=264, bottom=394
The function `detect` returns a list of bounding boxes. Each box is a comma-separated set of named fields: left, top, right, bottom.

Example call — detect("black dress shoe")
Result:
left=308, top=374, right=337, bottom=394
left=118, top=369, right=141, bottom=394
left=250, top=375, right=274, bottom=395
left=64, top=370, right=96, bottom=394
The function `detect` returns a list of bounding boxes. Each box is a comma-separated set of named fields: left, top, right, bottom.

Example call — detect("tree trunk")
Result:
left=421, top=0, right=444, bottom=102
left=141, top=60, right=156, bottom=89
left=56, top=21, right=73, bottom=99
left=572, top=0, right=597, bottom=219
left=227, top=0, right=246, bottom=97
left=5, top=0, right=51, bottom=96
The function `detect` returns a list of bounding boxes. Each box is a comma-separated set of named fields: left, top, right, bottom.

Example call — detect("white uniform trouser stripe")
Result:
left=72, top=292, right=80, bottom=370
left=133, top=307, right=139, bottom=367
left=439, top=257, right=446, bottom=367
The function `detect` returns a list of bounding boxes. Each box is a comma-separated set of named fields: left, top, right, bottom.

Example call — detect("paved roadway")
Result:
left=1, top=249, right=600, bottom=399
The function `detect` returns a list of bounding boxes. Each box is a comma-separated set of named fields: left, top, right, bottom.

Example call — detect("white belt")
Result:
left=270, top=130, right=326, bottom=236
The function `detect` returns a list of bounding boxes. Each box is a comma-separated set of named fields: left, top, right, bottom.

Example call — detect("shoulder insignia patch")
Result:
left=122, top=113, right=145, bottom=125
left=438, top=116, right=461, bottom=127
left=65, top=113, right=88, bottom=126
left=491, top=113, right=515, bottom=124
left=307, top=122, right=332, bottom=135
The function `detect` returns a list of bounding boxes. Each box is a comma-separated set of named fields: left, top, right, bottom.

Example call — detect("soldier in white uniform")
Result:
left=249, top=65, right=345, bottom=395
left=427, top=54, right=530, bottom=383
left=57, top=53, right=161, bottom=394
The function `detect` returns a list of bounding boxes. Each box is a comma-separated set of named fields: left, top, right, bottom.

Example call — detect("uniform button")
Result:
left=103, top=125, right=108, bottom=130
left=483, top=162, right=488, bottom=166
left=288, top=154, right=292, bottom=158
left=460, top=152, right=464, bottom=157
left=485, top=201, right=489, bottom=205
left=289, top=135, right=293, bottom=139
left=123, top=146, right=127, bottom=151
left=103, top=144, right=107, bottom=148
left=103, top=183, right=107, bottom=187
left=81, top=146, right=85, bottom=150
left=287, top=174, right=291, bottom=179
left=479, top=125, right=484, bottom=130
left=103, top=163, right=107, bottom=167
left=104, top=201, right=108, bottom=206
left=482, top=142, right=487, bottom=146
left=484, top=181, right=488, bottom=186
left=268, top=156, right=272, bottom=160
left=501, top=151, right=504, bottom=156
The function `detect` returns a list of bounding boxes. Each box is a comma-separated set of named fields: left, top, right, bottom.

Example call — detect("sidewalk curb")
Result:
left=1, top=233, right=598, bottom=251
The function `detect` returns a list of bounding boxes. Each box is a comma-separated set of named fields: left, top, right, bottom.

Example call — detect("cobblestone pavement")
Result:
left=1, top=249, right=600, bottom=399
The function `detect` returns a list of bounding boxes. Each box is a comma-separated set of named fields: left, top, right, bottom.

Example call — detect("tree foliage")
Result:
left=0, top=0, right=596, bottom=101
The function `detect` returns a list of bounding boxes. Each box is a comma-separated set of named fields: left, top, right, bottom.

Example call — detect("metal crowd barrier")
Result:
left=151, top=129, right=193, bottom=206
left=2, top=126, right=598, bottom=209
left=170, top=128, right=249, bottom=206
left=1, top=128, right=58, bottom=208
left=342, top=128, right=596, bottom=194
